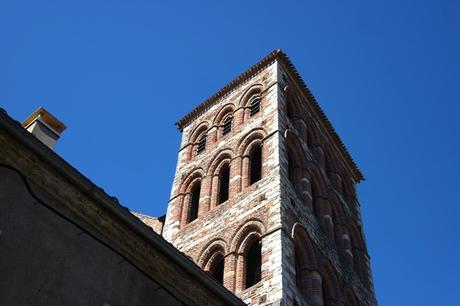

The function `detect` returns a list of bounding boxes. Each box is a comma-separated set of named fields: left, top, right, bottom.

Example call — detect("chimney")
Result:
left=22, top=107, right=66, bottom=150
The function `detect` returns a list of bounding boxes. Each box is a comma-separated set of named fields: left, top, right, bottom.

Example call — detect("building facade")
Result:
left=163, top=50, right=377, bottom=305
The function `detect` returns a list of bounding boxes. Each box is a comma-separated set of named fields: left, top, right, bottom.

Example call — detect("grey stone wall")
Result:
left=0, top=166, right=182, bottom=306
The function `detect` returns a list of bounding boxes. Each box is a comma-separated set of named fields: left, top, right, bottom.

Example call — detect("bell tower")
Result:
left=163, top=50, right=377, bottom=306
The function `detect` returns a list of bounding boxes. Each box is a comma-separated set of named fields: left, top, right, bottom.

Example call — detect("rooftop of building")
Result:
left=175, top=49, right=364, bottom=182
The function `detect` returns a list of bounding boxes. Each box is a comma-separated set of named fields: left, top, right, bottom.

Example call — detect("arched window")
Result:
left=222, top=115, right=232, bottom=135
left=245, top=238, right=261, bottom=288
left=188, top=182, right=201, bottom=222
left=249, top=98, right=261, bottom=116
left=293, top=231, right=311, bottom=301
left=218, top=164, right=230, bottom=204
left=249, top=145, right=262, bottom=184
left=210, top=256, right=225, bottom=284
left=197, top=133, right=207, bottom=154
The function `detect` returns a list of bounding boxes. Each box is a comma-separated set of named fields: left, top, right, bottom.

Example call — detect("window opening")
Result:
left=249, top=98, right=260, bottom=116
left=222, top=116, right=232, bottom=135
left=245, top=238, right=262, bottom=288
left=197, top=133, right=207, bottom=154
left=218, top=164, right=230, bottom=204
left=211, top=257, right=225, bottom=284
left=249, top=145, right=262, bottom=184
left=188, top=183, right=201, bottom=222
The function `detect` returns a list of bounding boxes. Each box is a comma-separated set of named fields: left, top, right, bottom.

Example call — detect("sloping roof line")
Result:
left=0, top=108, right=245, bottom=306
left=175, top=49, right=364, bottom=182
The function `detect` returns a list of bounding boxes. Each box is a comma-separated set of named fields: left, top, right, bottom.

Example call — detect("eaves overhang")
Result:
left=175, top=49, right=364, bottom=182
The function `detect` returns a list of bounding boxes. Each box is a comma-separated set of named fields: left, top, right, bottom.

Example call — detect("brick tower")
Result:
left=163, top=50, right=377, bottom=306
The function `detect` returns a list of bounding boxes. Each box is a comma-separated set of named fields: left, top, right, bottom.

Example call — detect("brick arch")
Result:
left=307, top=165, right=332, bottom=230
left=342, top=176, right=356, bottom=199
left=237, top=83, right=263, bottom=107
left=312, top=145, right=326, bottom=170
left=285, top=90, right=305, bottom=122
left=323, top=146, right=342, bottom=181
left=329, top=195, right=345, bottom=225
left=329, top=194, right=346, bottom=246
left=186, top=121, right=210, bottom=160
left=286, top=132, right=308, bottom=184
left=292, top=223, right=328, bottom=305
left=177, top=168, right=205, bottom=227
left=211, top=102, right=235, bottom=127
left=206, top=148, right=235, bottom=177
left=230, top=219, right=266, bottom=292
left=306, top=120, right=321, bottom=148
left=230, top=219, right=266, bottom=254
left=291, top=222, right=318, bottom=267
left=349, top=225, right=368, bottom=283
left=179, top=168, right=205, bottom=194
left=188, top=121, right=210, bottom=143
left=307, top=166, right=328, bottom=196
left=206, top=149, right=235, bottom=208
left=237, top=128, right=267, bottom=157
left=198, top=238, right=228, bottom=270
left=329, top=171, right=344, bottom=196
left=319, top=264, right=340, bottom=306
left=286, top=131, right=307, bottom=168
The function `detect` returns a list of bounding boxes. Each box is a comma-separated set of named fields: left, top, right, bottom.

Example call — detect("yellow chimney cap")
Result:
left=22, top=107, right=66, bottom=134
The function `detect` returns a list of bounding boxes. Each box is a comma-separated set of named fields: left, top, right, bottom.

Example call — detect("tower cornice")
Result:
left=176, top=49, right=364, bottom=182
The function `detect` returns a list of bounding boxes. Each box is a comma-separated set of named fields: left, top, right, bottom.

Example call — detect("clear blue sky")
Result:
left=1, top=1, right=459, bottom=305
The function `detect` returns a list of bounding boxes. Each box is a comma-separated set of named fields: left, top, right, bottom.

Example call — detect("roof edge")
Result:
left=276, top=53, right=365, bottom=181
left=0, top=108, right=246, bottom=306
left=175, top=49, right=283, bottom=131
left=175, top=49, right=364, bottom=181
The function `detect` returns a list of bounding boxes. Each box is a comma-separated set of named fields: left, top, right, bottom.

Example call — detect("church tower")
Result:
left=163, top=50, right=377, bottom=306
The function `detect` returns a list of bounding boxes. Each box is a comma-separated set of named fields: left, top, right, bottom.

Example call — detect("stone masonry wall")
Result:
left=163, top=53, right=377, bottom=306
left=276, top=62, right=376, bottom=306
left=163, top=61, right=285, bottom=305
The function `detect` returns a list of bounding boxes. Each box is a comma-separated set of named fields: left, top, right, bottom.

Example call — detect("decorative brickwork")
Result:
left=163, top=51, right=377, bottom=305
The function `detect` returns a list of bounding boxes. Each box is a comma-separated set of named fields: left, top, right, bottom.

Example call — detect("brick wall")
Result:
left=164, top=60, right=286, bottom=305
left=163, top=53, right=377, bottom=306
